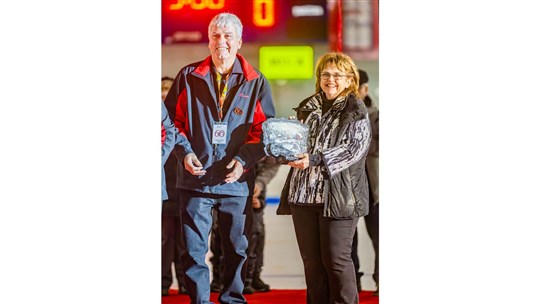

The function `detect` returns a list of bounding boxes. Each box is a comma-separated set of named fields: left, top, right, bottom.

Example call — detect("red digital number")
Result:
left=253, top=0, right=275, bottom=27
left=169, top=0, right=225, bottom=10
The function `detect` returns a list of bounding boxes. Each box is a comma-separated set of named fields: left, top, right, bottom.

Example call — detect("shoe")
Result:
left=161, top=288, right=169, bottom=296
left=251, top=276, right=270, bottom=292
left=210, top=280, right=222, bottom=293
left=243, top=285, right=255, bottom=294
left=178, top=285, right=188, bottom=294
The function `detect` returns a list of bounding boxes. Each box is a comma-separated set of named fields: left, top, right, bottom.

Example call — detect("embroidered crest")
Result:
left=233, top=107, right=244, bottom=115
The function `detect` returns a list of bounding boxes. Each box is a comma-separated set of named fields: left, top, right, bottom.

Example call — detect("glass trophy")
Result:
left=262, top=118, right=309, bottom=163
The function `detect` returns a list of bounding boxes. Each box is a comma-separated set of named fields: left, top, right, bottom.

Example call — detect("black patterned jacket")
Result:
left=277, top=92, right=371, bottom=219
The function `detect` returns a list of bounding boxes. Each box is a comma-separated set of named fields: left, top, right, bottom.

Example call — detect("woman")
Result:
left=277, top=52, right=372, bottom=304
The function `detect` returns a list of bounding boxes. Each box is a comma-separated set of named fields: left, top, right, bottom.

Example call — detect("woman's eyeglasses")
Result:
left=320, top=73, right=349, bottom=80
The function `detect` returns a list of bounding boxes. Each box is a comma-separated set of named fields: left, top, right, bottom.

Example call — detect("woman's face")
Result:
left=319, top=64, right=352, bottom=100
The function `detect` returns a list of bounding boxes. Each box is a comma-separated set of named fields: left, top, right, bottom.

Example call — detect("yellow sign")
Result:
left=259, top=46, right=314, bottom=80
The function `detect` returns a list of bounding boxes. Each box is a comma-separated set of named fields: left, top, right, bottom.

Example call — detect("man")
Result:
left=243, top=156, right=280, bottom=294
left=210, top=156, right=280, bottom=295
left=161, top=76, right=174, bottom=101
left=161, top=100, right=176, bottom=202
left=164, top=13, right=276, bottom=304
left=161, top=77, right=187, bottom=296
left=351, top=69, right=379, bottom=296
left=210, top=156, right=280, bottom=294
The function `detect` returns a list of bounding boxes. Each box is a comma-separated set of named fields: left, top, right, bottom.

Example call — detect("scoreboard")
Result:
left=162, top=0, right=328, bottom=44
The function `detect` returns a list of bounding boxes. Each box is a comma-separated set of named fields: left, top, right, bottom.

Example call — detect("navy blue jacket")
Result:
left=161, top=101, right=177, bottom=200
left=164, top=55, right=276, bottom=196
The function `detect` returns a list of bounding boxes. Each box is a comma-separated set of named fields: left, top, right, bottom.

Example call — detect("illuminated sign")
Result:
left=291, top=4, right=324, bottom=17
left=169, top=0, right=226, bottom=10
left=162, top=0, right=327, bottom=44
left=253, top=0, right=275, bottom=27
left=259, top=46, right=314, bottom=80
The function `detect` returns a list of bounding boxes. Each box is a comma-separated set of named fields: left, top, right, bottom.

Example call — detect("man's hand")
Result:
left=253, top=182, right=263, bottom=198
left=287, top=153, right=309, bottom=170
left=252, top=182, right=263, bottom=209
left=252, top=197, right=262, bottom=209
left=224, top=158, right=244, bottom=183
left=183, top=153, right=206, bottom=176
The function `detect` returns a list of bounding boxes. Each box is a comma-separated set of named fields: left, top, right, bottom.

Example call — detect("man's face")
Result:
left=358, top=83, right=369, bottom=100
left=161, top=80, right=173, bottom=101
left=208, top=24, right=242, bottom=63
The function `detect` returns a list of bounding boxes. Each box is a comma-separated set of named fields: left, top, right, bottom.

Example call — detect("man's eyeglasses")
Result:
left=320, top=72, right=349, bottom=80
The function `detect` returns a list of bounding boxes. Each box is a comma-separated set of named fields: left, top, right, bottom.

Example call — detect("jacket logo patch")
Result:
left=233, top=107, right=244, bottom=115
left=238, top=93, right=250, bottom=98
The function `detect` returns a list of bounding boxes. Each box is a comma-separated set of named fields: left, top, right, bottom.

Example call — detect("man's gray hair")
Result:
left=208, top=13, right=243, bottom=38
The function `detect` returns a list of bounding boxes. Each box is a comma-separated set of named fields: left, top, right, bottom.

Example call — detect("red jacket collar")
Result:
left=193, top=54, right=259, bottom=81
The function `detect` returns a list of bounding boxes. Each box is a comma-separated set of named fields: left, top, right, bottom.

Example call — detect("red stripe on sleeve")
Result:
left=245, top=100, right=267, bottom=144
left=161, top=123, right=166, bottom=146
left=174, top=89, right=189, bottom=138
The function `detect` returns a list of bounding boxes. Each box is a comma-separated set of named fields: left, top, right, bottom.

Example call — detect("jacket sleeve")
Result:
left=321, top=116, right=372, bottom=179
left=235, top=75, right=276, bottom=169
left=161, top=101, right=177, bottom=166
left=366, top=108, right=379, bottom=204
left=164, top=70, right=194, bottom=160
left=368, top=108, right=379, bottom=157
left=255, top=157, right=280, bottom=188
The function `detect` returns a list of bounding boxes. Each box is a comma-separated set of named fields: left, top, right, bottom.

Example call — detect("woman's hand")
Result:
left=288, top=116, right=303, bottom=123
left=287, top=153, right=309, bottom=170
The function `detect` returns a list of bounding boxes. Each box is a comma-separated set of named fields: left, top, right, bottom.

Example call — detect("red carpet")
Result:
left=162, top=289, right=379, bottom=303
